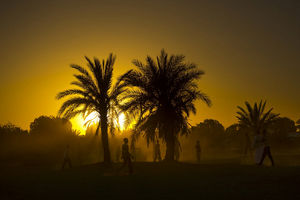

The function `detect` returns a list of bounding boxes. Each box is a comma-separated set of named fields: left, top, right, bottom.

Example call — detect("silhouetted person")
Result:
left=154, top=140, right=162, bottom=162
left=62, top=144, right=72, bottom=169
left=195, top=140, right=201, bottom=163
left=258, top=129, right=275, bottom=166
left=174, top=139, right=182, bottom=161
left=119, top=138, right=133, bottom=174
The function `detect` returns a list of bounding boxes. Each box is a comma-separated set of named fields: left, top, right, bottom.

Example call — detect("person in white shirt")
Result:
left=195, top=140, right=201, bottom=163
left=62, top=144, right=72, bottom=169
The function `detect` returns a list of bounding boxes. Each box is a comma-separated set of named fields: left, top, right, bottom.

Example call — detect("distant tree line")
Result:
left=1, top=115, right=299, bottom=166
left=0, top=116, right=101, bottom=167
left=185, top=117, right=299, bottom=157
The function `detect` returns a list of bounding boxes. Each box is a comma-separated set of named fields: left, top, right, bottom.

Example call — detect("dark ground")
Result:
left=1, top=159, right=300, bottom=200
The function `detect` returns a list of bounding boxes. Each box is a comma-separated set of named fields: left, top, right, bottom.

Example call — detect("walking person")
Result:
left=154, top=140, right=162, bottom=162
left=62, top=144, right=72, bottom=170
left=258, top=129, right=275, bottom=166
left=119, top=138, right=133, bottom=175
left=195, top=140, right=201, bottom=163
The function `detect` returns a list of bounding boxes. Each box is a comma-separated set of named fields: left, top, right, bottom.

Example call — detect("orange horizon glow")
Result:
left=0, top=1, right=299, bottom=131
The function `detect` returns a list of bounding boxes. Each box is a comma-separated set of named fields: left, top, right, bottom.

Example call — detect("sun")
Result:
left=71, top=111, right=126, bottom=134
left=117, top=113, right=126, bottom=131
left=84, top=112, right=99, bottom=127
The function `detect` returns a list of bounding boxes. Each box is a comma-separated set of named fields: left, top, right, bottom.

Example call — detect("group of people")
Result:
left=61, top=138, right=202, bottom=172
left=61, top=130, right=274, bottom=173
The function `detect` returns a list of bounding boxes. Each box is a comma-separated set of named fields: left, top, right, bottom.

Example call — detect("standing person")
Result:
left=119, top=138, right=133, bottom=174
left=62, top=144, right=72, bottom=170
left=154, top=140, right=162, bottom=162
left=259, top=129, right=275, bottom=166
left=195, top=140, right=201, bottom=163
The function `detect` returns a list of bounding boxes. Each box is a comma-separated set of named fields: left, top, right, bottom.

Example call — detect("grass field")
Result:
left=1, top=160, right=300, bottom=200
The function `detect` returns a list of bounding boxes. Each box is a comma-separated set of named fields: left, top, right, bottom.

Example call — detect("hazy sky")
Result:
left=0, top=0, right=299, bottom=132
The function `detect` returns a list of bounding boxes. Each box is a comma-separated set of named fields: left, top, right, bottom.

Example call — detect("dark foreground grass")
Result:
left=1, top=161, right=300, bottom=200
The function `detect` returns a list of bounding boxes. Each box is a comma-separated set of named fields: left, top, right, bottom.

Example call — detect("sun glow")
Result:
left=84, top=112, right=99, bottom=127
left=71, top=112, right=126, bottom=135
left=118, top=113, right=126, bottom=131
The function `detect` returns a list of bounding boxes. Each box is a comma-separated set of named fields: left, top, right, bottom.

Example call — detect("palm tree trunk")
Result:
left=164, top=133, right=175, bottom=161
left=99, top=111, right=111, bottom=164
left=95, top=122, right=100, bottom=136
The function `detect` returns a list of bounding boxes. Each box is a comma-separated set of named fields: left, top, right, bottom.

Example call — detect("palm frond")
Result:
left=119, top=49, right=210, bottom=144
left=236, top=100, right=279, bottom=134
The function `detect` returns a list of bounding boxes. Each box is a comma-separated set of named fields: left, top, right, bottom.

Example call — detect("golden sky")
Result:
left=0, top=0, right=299, bottom=132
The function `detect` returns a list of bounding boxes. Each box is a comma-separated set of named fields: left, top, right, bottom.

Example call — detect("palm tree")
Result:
left=119, top=49, right=211, bottom=161
left=236, top=100, right=279, bottom=135
left=56, top=54, right=124, bottom=164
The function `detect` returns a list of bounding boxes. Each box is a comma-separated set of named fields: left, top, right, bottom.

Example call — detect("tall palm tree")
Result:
left=56, top=54, right=124, bottom=164
left=236, top=100, right=279, bottom=135
left=119, top=49, right=211, bottom=161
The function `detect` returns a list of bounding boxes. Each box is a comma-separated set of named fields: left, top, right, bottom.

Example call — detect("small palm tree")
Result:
left=56, top=54, right=124, bottom=164
left=119, top=49, right=211, bottom=161
left=236, top=100, right=279, bottom=135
